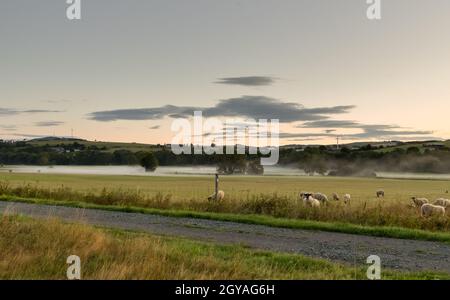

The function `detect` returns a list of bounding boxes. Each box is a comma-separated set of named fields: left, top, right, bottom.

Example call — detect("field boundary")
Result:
left=1, top=194, right=450, bottom=244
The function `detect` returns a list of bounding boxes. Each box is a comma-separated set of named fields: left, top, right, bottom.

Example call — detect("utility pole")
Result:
left=336, top=136, right=340, bottom=150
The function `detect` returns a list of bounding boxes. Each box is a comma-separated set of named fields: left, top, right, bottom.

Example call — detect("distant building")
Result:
left=50, top=147, right=65, bottom=153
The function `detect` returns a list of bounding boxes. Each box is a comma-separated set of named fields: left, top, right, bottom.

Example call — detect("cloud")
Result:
left=215, top=76, right=278, bottom=86
left=88, top=96, right=355, bottom=123
left=299, top=120, right=361, bottom=128
left=6, top=133, right=48, bottom=139
left=0, top=108, right=63, bottom=116
left=149, top=125, right=160, bottom=130
left=297, top=120, right=433, bottom=139
left=23, top=109, right=63, bottom=113
left=0, top=125, right=17, bottom=131
left=0, top=108, right=17, bottom=116
left=34, top=121, right=65, bottom=127
left=285, top=120, right=434, bottom=141
left=45, top=99, right=71, bottom=104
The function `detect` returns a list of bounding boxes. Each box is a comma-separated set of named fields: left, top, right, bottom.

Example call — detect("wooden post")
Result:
left=215, top=173, right=219, bottom=201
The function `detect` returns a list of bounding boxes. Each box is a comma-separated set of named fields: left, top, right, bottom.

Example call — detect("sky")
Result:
left=1, top=0, right=450, bottom=145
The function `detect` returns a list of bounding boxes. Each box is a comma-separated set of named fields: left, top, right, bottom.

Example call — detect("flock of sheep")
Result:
left=299, top=191, right=352, bottom=208
left=299, top=189, right=449, bottom=218
left=208, top=188, right=449, bottom=218
left=411, top=196, right=450, bottom=217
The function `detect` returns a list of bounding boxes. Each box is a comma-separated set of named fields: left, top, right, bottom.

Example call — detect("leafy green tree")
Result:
left=140, top=152, right=158, bottom=172
left=407, top=147, right=421, bottom=155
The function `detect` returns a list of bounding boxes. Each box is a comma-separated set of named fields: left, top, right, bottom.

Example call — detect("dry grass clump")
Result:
left=0, top=216, right=379, bottom=280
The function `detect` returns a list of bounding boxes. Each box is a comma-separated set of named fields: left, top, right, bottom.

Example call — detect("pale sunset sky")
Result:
left=1, top=0, right=449, bottom=145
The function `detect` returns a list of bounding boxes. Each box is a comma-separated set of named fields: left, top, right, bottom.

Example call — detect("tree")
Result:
left=301, top=154, right=327, bottom=176
left=140, top=152, right=158, bottom=172
left=246, top=159, right=264, bottom=175
left=217, top=155, right=247, bottom=175
left=406, top=146, right=421, bottom=155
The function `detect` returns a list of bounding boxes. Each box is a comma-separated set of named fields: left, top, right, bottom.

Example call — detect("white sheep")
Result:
left=303, top=195, right=321, bottom=208
left=313, top=192, right=328, bottom=203
left=421, top=203, right=445, bottom=218
left=376, top=190, right=385, bottom=198
left=208, top=190, right=225, bottom=201
left=299, top=191, right=308, bottom=199
left=411, top=197, right=429, bottom=208
left=343, top=194, right=351, bottom=204
left=332, top=193, right=340, bottom=201
left=434, top=198, right=450, bottom=208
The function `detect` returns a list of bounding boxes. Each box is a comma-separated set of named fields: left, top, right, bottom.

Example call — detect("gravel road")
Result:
left=1, top=201, right=450, bottom=273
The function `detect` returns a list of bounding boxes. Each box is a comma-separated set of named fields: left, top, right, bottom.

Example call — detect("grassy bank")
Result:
left=2, top=195, right=450, bottom=244
left=0, top=216, right=447, bottom=280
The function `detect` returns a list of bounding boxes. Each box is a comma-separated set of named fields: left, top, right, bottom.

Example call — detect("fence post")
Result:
left=215, top=173, right=219, bottom=201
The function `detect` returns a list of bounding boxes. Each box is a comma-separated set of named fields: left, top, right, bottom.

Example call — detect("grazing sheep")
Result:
left=343, top=194, right=351, bottom=204
left=434, top=198, right=450, bottom=208
left=332, top=193, right=340, bottom=201
left=421, top=203, right=445, bottom=218
left=376, top=190, right=385, bottom=198
left=299, top=191, right=309, bottom=200
left=411, top=197, right=429, bottom=208
left=313, top=192, right=328, bottom=203
left=302, top=194, right=321, bottom=208
left=208, top=190, right=225, bottom=201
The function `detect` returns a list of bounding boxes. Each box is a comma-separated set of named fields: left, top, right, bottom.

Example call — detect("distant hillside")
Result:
left=27, top=137, right=158, bottom=153
left=27, top=137, right=450, bottom=153
left=30, top=136, right=86, bottom=142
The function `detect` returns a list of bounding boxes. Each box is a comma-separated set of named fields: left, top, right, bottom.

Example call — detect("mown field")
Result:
left=1, top=173, right=450, bottom=235
left=0, top=216, right=447, bottom=280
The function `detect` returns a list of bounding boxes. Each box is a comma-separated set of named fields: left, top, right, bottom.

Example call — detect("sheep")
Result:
left=434, top=198, right=450, bottom=208
left=332, top=193, right=340, bottom=201
left=208, top=190, right=225, bottom=201
left=411, top=197, right=429, bottom=208
left=376, top=190, right=385, bottom=198
left=313, top=192, right=328, bottom=204
left=343, top=194, right=351, bottom=204
left=421, top=203, right=445, bottom=218
left=299, top=191, right=310, bottom=200
left=302, top=194, right=321, bottom=208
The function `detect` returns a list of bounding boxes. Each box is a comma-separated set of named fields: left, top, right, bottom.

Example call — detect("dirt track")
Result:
left=1, top=201, right=450, bottom=273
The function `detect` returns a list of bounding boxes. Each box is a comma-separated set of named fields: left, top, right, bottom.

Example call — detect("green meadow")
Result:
left=1, top=172, right=449, bottom=239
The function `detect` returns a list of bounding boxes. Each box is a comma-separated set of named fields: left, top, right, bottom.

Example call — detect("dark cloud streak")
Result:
left=88, top=96, right=355, bottom=123
left=215, top=76, right=277, bottom=86
left=34, top=121, right=65, bottom=127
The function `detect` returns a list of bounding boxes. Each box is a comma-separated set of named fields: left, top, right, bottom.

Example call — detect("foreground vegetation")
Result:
left=0, top=173, right=449, bottom=235
left=0, top=216, right=447, bottom=280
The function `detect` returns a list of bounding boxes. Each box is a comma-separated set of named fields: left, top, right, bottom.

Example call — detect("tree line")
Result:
left=1, top=141, right=450, bottom=175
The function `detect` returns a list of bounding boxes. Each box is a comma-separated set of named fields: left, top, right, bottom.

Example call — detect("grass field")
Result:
left=1, top=173, right=450, bottom=235
left=0, top=215, right=447, bottom=280
left=2, top=172, right=449, bottom=202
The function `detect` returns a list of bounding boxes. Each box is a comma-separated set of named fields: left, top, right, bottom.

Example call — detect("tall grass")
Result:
left=1, top=181, right=449, bottom=232
left=0, top=216, right=447, bottom=280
